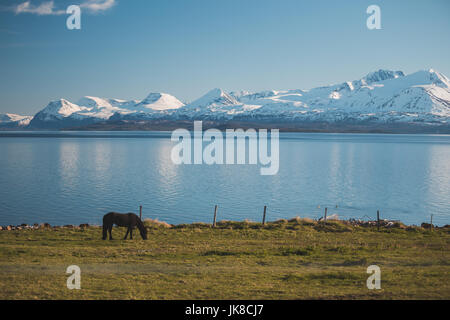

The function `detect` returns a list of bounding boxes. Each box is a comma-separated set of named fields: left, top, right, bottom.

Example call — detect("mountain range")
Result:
left=1, top=69, right=449, bottom=131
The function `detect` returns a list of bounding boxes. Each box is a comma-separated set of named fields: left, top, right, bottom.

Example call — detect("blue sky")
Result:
left=1, top=0, right=449, bottom=115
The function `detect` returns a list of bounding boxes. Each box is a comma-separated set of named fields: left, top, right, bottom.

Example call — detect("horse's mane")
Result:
left=136, top=217, right=144, bottom=228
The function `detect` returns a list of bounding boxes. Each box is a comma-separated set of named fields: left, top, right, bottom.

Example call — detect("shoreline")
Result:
left=2, top=120, right=450, bottom=134
left=1, top=217, right=448, bottom=231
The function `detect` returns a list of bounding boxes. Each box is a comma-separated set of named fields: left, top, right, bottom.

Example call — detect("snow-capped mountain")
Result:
left=28, top=93, right=184, bottom=128
left=0, top=113, right=32, bottom=128
left=134, top=93, right=185, bottom=112
left=186, top=88, right=239, bottom=109
left=175, top=88, right=260, bottom=119
left=21, top=68, right=450, bottom=129
left=170, top=69, right=450, bottom=123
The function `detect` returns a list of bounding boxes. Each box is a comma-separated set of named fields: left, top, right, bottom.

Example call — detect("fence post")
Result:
left=213, top=205, right=218, bottom=228
left=139, top=205, right=142, bottom=220
left=431, top=214, right=433, bottom=231
left=324, top=208, right=328, bottom=222
left=262, top=205, right=267, bottom=225
left=377, top=210, right=380, bottom=231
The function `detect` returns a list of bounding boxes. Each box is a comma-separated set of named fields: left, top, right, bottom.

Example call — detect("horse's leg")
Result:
left=109, top=226, right=113, bottom=240
left=124, top=227, right=129, bottom=240
left=130, top=226, right=133, bottom=240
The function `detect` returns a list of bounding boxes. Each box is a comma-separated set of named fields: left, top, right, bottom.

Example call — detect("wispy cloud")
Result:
left=80, top=0, right=116, bottom=13
left=10, top=0, right=116, bottom=16
left=14, top=1, right=65, bottom=15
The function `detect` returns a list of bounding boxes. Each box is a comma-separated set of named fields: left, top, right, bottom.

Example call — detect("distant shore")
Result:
left=2, top=120, right=450, bottom=134
left=1, top=217, right=448, bottom=231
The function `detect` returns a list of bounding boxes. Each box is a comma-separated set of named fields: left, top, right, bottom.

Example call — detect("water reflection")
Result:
left=93, top=141, right=112, bottom=178
left=58, top=141, right=80, bottom=190
left=328, top=143, right=342, bottom=202
left=426, top=144, right=450, bottom=225
left=0, top=133, right=449, bottom=226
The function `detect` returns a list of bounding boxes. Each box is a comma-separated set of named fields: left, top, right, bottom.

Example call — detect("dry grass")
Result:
left=143, top=218, right=172, bottom=228
left=0, top=220, right=449, bottom=299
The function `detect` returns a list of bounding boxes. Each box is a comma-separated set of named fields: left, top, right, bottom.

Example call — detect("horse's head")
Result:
left=140, top=225, right=148, bottom=240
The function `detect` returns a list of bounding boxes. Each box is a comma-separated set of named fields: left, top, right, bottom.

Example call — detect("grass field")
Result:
left=0, top=218, right=449, bottom=300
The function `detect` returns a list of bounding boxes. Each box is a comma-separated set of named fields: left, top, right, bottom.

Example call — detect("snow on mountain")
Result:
left=235, top=69, right=450, bottom=122
left=176, top=88, right=261, bottom=119
left=134, top=93, right=184, bottom=112
left=28, top=99, right=96, bottom=128
left=0, top=113, right=32, bottom=127
left=40, top=99, right=89, bottom=119
left=184, top=88, right=239, bottom=109
left=75, top=96, right=138, bottom=119
left=24, top=69, right=450, bottom=128
left=28, top=92, right=184, bottom=128
left=108, top=93, right=185, bottom=121
left=363, top=69, right=405, bottom=84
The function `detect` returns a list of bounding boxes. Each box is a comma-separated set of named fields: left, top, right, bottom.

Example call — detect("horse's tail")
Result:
left=102, top=224, right=107, bottom=240
left=102, top=212, right=113, bottom=240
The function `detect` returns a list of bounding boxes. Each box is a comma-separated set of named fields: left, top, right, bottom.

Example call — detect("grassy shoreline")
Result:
left=0, top=218, right=449, bottom=300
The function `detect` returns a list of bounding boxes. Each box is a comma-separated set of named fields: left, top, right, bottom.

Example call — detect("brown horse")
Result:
left=102, top=212, right=147, bottom=240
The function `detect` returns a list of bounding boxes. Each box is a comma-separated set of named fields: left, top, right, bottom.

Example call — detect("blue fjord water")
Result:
left=0, top=131, right=449, bottom=226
